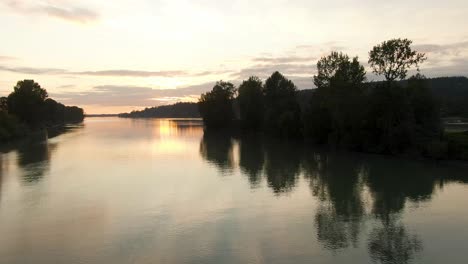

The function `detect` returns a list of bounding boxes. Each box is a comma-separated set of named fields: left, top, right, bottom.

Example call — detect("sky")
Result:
left=0, top=0, right=468, bottom=114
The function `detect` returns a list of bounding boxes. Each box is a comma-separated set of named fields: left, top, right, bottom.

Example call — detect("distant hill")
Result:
left=86, top=114, right=118, bottom=117
left=297, top=76, right=468, bottom=118
left=119, top=102, right=200, bottom=118
left=424, top=77, right=468, bottom=117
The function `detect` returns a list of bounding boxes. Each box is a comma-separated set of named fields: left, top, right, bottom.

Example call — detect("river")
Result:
left=0, top=117, right=467, bottom=264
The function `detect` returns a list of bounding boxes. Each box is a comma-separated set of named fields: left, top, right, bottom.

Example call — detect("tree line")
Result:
left=0, top=80, right=84, bottom=142
left=199, top=38, right=465, bottom=159
left=119, top=102, right=200, bottom=118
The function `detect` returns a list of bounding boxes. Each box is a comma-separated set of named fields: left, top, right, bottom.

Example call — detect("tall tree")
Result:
left=314, top=51, right=366, bottom=89
left=369, top=38, right=426, bottom=82
left=7, top=80, right=48, bottom=126
left=0, top=97, right=8, bottom=112
left=305, top=52, right=367, bottom=147
left=263, top=71, right=302, bottom=138
left=237, top=76, right=264, bottom=129
left=199, top=81, right=236, bottom=128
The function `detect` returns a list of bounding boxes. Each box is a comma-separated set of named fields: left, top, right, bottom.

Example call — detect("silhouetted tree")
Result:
left=313, top=51, right=366, bottom=89
left=0, top=111, right=23, bottom=142
left=365, top=40, right=441, bottom=154
left=44, top=98, right=65, bottom=124
left=369, top=38, right=426, bottom=82
left=64, top=106, right=85, bottom=122
left=199, top=81, right=236, bottom=128
left=263, top=71, right=302, bottom=138
left=7, top=80, right=48, bottom=127
left=407, top=74, right=444, bottom=156
left=237, top=76, right=264, bottom=129
left=0, top=97, right=8, bottom=112
left=366, top=82, right=415, bottom=154
left=119, top=102, right=200, bottom=118
left=305, top=52, right=367, bottom=147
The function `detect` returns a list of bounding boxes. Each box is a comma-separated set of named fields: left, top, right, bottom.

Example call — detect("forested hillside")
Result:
left=119, top=102, right=200, bottom=118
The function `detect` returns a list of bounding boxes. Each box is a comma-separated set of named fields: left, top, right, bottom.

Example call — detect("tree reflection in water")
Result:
left=199, top=131, right=468, bottom=263
left=263, top=140, right=302, bottom=194
left=303, top=150, right=365, bottom=250
left=16, top=140, right=56, bottom=183
left=199, top=131, right=235, bottom=174
left=237, top=134, right=264, bottom=187
left=368, top=220, right=422, bottom=264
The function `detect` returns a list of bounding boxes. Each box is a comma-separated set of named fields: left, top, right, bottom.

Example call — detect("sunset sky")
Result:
left=1, top=0, right=467, bottom=114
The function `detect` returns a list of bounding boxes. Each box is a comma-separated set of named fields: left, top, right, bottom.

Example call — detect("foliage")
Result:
left=237, top=76, right=264, bottom=130
left=0, top=111, right=24, bottom=142
left=263, top=72, right=302, bottom=138
left=194, top=38, right=463, bottom=160
left=0, top=97, right=8, bottom=111
left=1, top=80, right=84, bottom=142
left=366, top=82, right=416, bottom=154
left=7, top=80, right=48, bottom=126
left=119, top=102, right=200, bottom=118
left=199, top=81, right=236, bottom=128
left=305, top=52, right=367, bottom=148
left=369, top=38, right=426, bottom=82
left=314, top=51, right=366, bottom=89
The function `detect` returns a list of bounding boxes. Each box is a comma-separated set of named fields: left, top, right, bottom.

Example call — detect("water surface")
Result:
left=1, top=117, right=467, bottom=264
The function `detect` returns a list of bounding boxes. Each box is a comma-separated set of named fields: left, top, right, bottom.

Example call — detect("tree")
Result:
left=263, top=71, right=302, bottom=138
left=313, top=51, right=366, bottom=89
left=367, top=82, right=414, bottom=153
left=199, top=81, right=236, bottom=128
left=237, top=76, right=264, bottom=129
left=0, top=97, right=8, bottom=112
left=305, top=52, right=367, bottom=147
left=369, top=38, right=426, bottom=82
left=7, top=80, right=48, bottom=126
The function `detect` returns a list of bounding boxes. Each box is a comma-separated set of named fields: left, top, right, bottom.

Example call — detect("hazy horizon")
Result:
left=1, top=0, right=468, bottom=114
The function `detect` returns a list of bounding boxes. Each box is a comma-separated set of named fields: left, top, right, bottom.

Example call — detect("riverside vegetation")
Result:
left=199, top=38, right=468, bottom=160
left=0, top=80, right=84, bottom=142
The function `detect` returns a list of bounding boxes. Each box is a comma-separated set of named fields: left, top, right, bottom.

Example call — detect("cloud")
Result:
left=57, top=84, right=75, bottom=89
left=0, top=65, right=67, bottom=75
left=252, top=56, right=317, bottom=64
left=76, top=70, right=188, bottom=77
left=51, top=83, right=215, bottom=107
left=0, top=65, right=229, bottom=78
left=421, top=58, right=468, bottom=78
left=413, top=40, right=468, bottom=77
left=0, top=55, right=18, bottom=61
left=6, top=0, right=99, bottom=24
left=231, top=63, right=316, bottom=89
left=415, top=41, right=468, bottom=56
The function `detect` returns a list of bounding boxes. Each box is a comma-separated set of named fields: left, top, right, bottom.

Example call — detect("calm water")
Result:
left=1, top=117, right=467, bottom=264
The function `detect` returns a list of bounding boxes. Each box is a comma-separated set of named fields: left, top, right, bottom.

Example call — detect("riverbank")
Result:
left=0, top=122, right=84, bottom=151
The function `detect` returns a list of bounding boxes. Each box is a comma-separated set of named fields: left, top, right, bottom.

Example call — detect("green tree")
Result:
left=199, top=81, right=236, bottom=128
left=369, top=38, right=426, bottom=82
left=237, top=76, right=264, bottom=130
left=7, top=80, right=48, bottom=126
left=263, top=71, right=302, bottom=138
